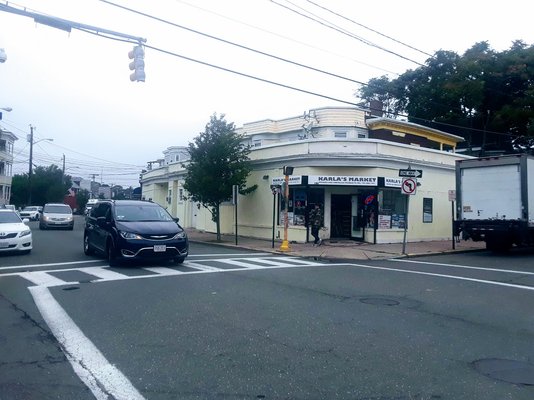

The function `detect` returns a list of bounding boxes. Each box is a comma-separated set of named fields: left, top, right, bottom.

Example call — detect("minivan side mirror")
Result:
left=173, top=217, right=180, bottom=223
left=96, top=216, right=108, bottom=227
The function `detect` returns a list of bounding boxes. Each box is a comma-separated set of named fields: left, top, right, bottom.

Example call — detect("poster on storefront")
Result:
left=391, top=214, right=406, bottom=229
left=378, top=215, right=391, bottom=229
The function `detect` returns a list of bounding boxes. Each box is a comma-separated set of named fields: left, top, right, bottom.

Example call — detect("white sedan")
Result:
left=0, top=209, right=32, bottom=254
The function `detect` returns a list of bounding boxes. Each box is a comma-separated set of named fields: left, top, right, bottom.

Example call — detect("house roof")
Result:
left=366, top=117, right=464, bottom=148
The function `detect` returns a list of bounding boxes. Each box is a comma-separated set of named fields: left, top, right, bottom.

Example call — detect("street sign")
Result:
left=401, top=178, right=417, bottom=195
left=399, top=169, right=423, bottom=178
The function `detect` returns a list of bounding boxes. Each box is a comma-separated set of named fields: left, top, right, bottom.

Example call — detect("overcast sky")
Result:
left=1, top=0, right=533, bottom=187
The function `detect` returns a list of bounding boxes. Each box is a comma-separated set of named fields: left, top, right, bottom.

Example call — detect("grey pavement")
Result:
left=186, top=229, right=486, bottom=260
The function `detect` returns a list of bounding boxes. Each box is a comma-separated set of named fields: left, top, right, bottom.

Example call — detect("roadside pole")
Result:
left=449, top=190, right=456, bottom=250
left=233, top=185, right=238, bottom=246
left=400, top=177, right=417, bottom=255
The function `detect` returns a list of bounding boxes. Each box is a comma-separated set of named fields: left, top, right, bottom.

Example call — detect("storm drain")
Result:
left=473, top=358, right=534, bottom=385
left=359, top=297, right=400, bottom=306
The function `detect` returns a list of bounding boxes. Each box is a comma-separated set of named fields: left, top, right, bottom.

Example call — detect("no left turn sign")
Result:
left=401, top=178, right=417, bottom=195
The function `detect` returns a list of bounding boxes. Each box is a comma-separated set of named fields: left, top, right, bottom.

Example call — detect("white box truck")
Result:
left=454, top=154, right=534, bottom=251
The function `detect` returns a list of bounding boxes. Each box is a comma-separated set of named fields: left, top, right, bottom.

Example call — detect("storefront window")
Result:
left=278, top=187, right=324, bottom=226
left=378, top=189, right=407, bottom=229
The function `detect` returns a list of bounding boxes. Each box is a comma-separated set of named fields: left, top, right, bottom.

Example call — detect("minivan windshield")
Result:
left=114, top=204, right=173, bottom=222
left=44, top=205, right=72, bottom=214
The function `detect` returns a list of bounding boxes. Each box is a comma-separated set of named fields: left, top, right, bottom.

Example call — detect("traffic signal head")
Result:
left=128, top=45, right=145, bottom=82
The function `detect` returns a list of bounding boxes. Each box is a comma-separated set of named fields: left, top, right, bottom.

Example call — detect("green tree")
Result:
left=76, top=189, right=90, bottom=213
left=183, top=113, right=257, bottom=240
left=358, top=41, right=534, bottom=154
left=10, top=164, right=72, bottom=207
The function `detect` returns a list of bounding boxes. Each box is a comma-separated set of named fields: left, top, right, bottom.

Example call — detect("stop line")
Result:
left=2, top=256, right=328, bottom=288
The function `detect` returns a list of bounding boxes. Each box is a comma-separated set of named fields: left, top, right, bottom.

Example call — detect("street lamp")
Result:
left=27, top=125, right=53, bottom=205
left=0, top=48, right=6, bottom=63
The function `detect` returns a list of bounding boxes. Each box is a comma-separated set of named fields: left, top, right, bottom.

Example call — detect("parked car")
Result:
left=19, top=206, right=41, bottom=221
left=84, top=198, right=99, bottom=216
left=39, top=203, right=74, bottom=230
left=0, top=208, right=32, bottom=254
left=84, top=199, right=188, bottom=266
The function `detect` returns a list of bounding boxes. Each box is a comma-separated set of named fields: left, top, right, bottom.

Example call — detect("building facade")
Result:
left=141, top=107, right=469, bottom=244
left=0, top=127, right=17, bottom=206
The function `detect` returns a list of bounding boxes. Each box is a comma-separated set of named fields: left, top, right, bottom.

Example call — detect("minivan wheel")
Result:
left=107, top=240, right=119, bottom=267
left=174, top=257, right=186, bottom=264
left=83, top=235, right=94, bottom=256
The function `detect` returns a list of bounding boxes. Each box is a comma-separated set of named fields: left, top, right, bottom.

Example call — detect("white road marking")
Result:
left=82, top=266, right=133, bottom=281
left=143, top=266, right=184, bottom=275
left=331, top=262, right=534, bottom=292
left=188, top=252, right=271, bottom=257
left=29, top=286, right=145, bottom=400
left=0, top=260, right=101, bottom=271
left=18, top=271, right=75, bottom=287
left=390, top=259, right=534, bottom=275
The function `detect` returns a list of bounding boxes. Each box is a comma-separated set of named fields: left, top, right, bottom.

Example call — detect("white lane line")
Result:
left=332, top=262, right=534, bottom=292
left=0, top=260, right=101, bottom=271
left=18, top=271, right=75, bottom=287
left=390, top=259, right=534, bottom=275
left=29, top=286, right=145, bottom=400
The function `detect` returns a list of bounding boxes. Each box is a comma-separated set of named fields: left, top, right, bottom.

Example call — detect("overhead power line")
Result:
left=303, top=0, right=433, bottom=58
left=99, top=0, right=368, bottom=86
left=269, top=0, right=425, bottom=66
left=174, top=0, right=400, bottom=76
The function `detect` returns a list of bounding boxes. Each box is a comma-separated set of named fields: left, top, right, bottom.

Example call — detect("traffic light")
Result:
left=128, top=45, right=145, bottom=82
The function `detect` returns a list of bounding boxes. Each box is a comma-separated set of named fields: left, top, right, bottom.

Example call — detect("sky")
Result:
left=1, top=0, right=533, bottom=187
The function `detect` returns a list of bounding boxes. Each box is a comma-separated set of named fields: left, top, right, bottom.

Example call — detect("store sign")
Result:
left=385, top=177, right=403, bottom=188
left=309, top=175, right=377, bottom=186
left=272, top=176, right=302, bottom=186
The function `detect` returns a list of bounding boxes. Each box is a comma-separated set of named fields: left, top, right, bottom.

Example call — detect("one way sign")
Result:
left=399, top=169, right=423, bottom=178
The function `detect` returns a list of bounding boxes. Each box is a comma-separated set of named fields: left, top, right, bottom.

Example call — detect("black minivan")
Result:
left=84, top=200, right=188, bottom=266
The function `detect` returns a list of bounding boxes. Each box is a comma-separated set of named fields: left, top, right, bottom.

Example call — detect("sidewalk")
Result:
left=186, top=229, right=486, bottom=261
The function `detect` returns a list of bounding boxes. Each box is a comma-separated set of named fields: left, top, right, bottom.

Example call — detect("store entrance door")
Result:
left=351, top=194, right=365, bottom=240
left=330, top=194, right=351, bottom=238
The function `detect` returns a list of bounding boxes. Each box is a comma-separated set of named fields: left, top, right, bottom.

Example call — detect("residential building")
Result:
left=0, top=127, right=17, bottom=206
left=141, top=107, right=469, bottom=244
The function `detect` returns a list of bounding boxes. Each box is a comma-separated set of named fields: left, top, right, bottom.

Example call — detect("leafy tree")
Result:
left=76, top=189, right=90, bottom=213
left=183, top=113, right=257, bottom=240
left=358, top=41, right=534, bottom=154
left=10, top=164, right=71, bottom=207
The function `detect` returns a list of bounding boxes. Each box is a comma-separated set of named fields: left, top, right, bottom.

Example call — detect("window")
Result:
left=423, top=198, right=433, bottom=223
left=179, top=189, right=184, bottom=201
left=378, top=189, right=406, bottom=229
left=334, top=131, right=347, bottom=138
left=252, top=139, right=262, bottom=147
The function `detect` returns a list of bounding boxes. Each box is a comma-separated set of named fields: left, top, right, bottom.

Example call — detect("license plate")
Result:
left=0, top=241, right=9, bottom=248
left=154, top=245, right=166, bottom=252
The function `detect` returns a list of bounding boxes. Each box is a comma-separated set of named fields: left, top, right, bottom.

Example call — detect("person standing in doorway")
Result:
left=309, top=203, right=323, bottom=246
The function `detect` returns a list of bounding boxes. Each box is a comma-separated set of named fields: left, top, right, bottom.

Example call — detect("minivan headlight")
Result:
left=120, top=231, right=142, bottom=240
left=173, top=231, right=187, bottom=239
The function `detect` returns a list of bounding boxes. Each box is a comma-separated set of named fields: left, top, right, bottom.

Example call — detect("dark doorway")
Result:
left=331, top=194, right=351, bottom=238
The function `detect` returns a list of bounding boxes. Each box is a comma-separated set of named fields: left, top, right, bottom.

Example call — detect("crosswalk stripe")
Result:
left=19, top=271, right=75, bottom=287
left=183, top=261, right=221, bottom=272
left=143, top=267, right=184, bottom=275
left=82, top=267, right=131, bottom=281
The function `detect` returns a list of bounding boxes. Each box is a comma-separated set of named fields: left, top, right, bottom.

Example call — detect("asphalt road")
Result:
left=1, top=216, right=533, bottom=399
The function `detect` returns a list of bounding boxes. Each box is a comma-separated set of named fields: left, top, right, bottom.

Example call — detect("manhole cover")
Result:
left=473, top=358, right=534, bottom=385
left=359, top=297, right=400, bottom=306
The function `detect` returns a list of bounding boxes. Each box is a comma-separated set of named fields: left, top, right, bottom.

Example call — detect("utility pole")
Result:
left=27, top=125, right=34, bottom=205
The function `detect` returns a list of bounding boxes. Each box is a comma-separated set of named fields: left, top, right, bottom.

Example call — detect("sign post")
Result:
left=401, top=178, right=417, bottom=254
left=232, top=184, right=238, bottom=245
left=449, top=189, right=456, bottom=250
